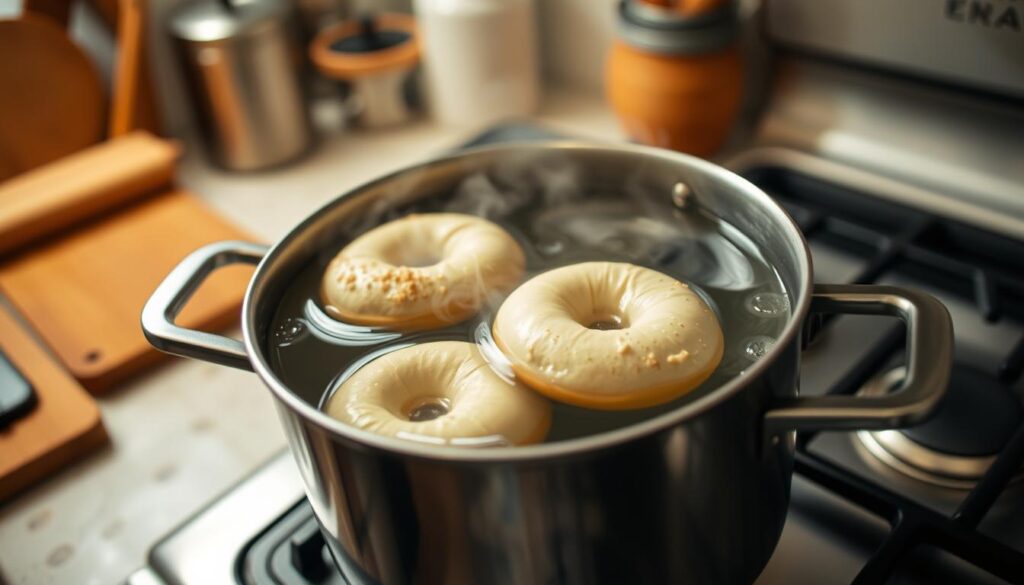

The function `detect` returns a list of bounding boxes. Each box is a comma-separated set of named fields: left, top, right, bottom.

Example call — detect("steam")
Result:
left=443, top=151, right=584, bottom=218
left=324, top=150, right=764, bottom=332
left=534, top=201, right=761, bottom=291
left=316, top=149, right=768, bottom=351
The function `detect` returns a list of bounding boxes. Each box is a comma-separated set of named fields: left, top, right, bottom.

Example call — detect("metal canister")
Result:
left=169, top=0, right=313, bottom=171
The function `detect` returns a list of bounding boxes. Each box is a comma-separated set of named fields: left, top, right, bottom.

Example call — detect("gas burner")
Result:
left=855, top=365, right=1024, bottom=490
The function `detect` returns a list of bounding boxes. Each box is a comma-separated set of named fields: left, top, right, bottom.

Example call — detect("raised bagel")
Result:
left=322, top=213, right=525, bottom=330
left=324, top=341, right=551, bottom=446
left=493, top=262, right=724, bottom=410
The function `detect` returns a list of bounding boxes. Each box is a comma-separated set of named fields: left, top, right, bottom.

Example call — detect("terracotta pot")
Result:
left=606, top=38, right=742, bottom=156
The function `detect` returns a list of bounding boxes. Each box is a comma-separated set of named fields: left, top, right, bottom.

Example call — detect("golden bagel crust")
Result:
left=324, top=341, right=551, bottom=445
left=492, top=262, right=725, bottom=410
left=321, top=213, right=525, bottom=330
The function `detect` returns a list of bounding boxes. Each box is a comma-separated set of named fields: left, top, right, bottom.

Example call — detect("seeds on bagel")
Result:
left=492, top=262, right=725, bottom=410
left=321, top=213, right=525, bottom=330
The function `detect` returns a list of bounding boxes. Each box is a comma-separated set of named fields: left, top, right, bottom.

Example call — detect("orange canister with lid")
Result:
left=606, top=0, right=742, bottom=156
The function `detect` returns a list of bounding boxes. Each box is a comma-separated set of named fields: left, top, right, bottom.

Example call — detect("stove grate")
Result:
left=747, top=167, right=1024, bottom=583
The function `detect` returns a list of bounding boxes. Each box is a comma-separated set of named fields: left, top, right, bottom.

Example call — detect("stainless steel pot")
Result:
left=142, top=143, right=953, bottom=584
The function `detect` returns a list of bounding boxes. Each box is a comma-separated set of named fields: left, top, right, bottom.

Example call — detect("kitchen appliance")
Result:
left=129, top=0, right=1024, bottom=580
left=310, top=13, right=420, bottom=128
left=169, top=0, right=313, bottom=171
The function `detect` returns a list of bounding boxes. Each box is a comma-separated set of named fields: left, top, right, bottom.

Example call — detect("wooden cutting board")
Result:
left=0, top=15, right=106, bottom=182
left=0, top=191, right=256, bottom=393
left=0, top=132, right=178, bottom=256
left=0, top=306, right=108, bottom=502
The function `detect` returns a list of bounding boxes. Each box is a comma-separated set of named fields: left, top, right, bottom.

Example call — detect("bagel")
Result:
left=324, top=341, right=551, bottom=445
left=493, top=262, right=724, bottom=410
left=321, top=213, right=525, bottom=330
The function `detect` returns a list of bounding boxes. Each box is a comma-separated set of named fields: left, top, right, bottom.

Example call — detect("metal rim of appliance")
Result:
left=855, top=367, right=1024, bottom=490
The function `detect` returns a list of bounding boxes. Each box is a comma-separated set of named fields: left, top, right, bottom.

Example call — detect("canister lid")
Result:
left=616, top=0, right=737, bottom=55
left=310, top=13, right=419, bottom=79
left=169, top=0, right=290, bottom=43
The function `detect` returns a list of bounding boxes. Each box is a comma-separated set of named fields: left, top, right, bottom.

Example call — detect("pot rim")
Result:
left=242, top=141, right=814, bottom=463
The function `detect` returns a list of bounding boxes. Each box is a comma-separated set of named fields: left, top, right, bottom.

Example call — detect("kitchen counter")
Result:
left=0, top=87, right=621, bottom=585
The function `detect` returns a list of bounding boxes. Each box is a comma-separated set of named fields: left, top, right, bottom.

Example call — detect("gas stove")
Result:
left=128, top=5, right=1024, bottom=581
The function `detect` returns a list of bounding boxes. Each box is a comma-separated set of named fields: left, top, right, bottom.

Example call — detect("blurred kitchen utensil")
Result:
left=606, top=0, right=742, bottom=156
left=0, top=132, right=178, bottom=256
left=108, top=0, right=163, bottom=137
left=0, top=307, right=107, bottom=502
left=169, top=0, right=313, bottom=170
left=0, top=14, right=106, bottom=182
left=413, top=0, right=539, bottom=127
left=310, top=13, right=419, bottom=127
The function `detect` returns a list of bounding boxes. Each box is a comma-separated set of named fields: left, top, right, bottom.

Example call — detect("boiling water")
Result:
left=268, top=178, right=791, bottom=444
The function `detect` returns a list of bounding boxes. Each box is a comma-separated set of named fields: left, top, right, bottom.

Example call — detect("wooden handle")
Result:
left=108, top=0, right=162, bottom=137
left=0, top=131, right=179, bottom=255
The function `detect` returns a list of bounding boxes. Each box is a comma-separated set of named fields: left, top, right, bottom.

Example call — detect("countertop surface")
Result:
left=0, top=88, right=621, bottom=585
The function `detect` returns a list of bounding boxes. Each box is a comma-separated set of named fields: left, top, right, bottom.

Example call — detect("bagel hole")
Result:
left=405, top=397, right=451, bottom=422
left=402, top=257, right=439, bottom=268
left=586, top=313, right=627, bottom=330
left=388, top=250, right=440, bottom=268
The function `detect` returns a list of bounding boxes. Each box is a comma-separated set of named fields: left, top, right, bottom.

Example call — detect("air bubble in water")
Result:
left=537, top=238, right=564, bottom=256
left=274, top=318, right=308, bottom=347
left=743, top=336, right=775, bottom=361
left=745, top=292, right=789, bottom=317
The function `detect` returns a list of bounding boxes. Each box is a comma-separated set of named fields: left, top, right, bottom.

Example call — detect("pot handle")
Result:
left=764, top=284, right=953, bottom=435
left=141, top=240, right=268, bottom=372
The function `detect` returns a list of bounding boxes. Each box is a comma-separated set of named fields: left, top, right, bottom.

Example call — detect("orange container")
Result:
left=606, top=1, right=742, bottom=157
left=607, top=40, right=741, bottom=156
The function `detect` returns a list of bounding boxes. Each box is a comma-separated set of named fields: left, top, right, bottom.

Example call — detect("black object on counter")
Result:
left=0, top=348, right=36, bottom=428
left=328, top=14, right=410, bottom=54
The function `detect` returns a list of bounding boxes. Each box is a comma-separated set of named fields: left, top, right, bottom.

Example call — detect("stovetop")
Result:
left=128, top=122, right=1024, bottom=585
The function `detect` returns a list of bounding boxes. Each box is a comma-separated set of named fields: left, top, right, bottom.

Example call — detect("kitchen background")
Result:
left=0, top=0, right=626, bottom=134
left=1, top=0, right=1022, bottom=584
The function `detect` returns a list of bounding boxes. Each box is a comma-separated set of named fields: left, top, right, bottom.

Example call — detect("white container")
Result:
left=413, top=0, right=540, bottom=127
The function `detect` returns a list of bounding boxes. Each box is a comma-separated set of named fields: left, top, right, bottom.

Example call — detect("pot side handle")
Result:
left=141, top=240, right=268, bottom=371
left=764, top=284, right=953, bottom=435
